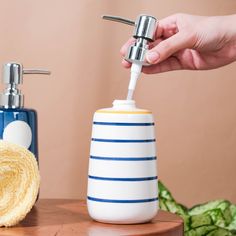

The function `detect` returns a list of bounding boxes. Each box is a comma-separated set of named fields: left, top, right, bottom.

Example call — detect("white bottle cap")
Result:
left=113, top=100, right=136, bottom=109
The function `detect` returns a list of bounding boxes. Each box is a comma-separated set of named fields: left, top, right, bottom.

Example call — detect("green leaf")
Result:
left=206, top=228, right=233, bottom=236
left=230, top=205, right=236, bottom=217
left=158, top=181, right=236, bottom=234
left=159, top=198, right=168, bottom=211
left=190, top=214, right=213, bottom=228
left=158, top=181, right=174, bottom=201
left=205, top=209, right=230, bottom=228
left=165, top=199, right=188, bottom=216
left=189, top=200, right=228, bottom=216
left=182, top=214, right=191, bottom=232
left=185, top=225, right=217, bottom=236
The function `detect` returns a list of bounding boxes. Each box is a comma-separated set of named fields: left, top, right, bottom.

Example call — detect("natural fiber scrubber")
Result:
left=0, top=140, right=40, bottom=227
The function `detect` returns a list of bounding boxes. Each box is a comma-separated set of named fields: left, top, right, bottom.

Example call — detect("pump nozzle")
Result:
left=0, top=62, right=51, bottom=108
left=102, top=15, right=135, bottom=26
left=102, top=14, right=158, bottom=100
left=23, top=69, right=51, bottom=75
left=102, top=14, right=158, bottom=65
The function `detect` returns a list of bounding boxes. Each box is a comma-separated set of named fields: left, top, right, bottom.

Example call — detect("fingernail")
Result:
left=120, top=46, right=126, bottom=56
left=122, top=59, right=131, bottom=68
left=146, top=51, right=160, bottom=63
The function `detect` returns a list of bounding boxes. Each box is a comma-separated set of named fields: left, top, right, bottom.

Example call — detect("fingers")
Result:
left=156, top=14, right=179, bottom=38
left=144, top=15, right=180, bottom=65
left=120, top=38, right=134, bottom=68
left=142, top=56, right=183, bottom=74
left=122, top=59, right=131, bottom=68
left=120, top=38, right=136, bottom=57
left=120, top=14, right=179, bottom=57
left=120, top=14, right=192, bottom=70
left=146, top=31, right=194, bottom=64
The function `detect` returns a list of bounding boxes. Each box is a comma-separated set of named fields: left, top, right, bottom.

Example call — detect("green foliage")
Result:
left=158, top=181, right=236, bottom=236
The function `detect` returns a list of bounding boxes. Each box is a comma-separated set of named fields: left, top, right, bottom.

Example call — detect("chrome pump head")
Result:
left=102, top=14, right=158, bottom=65
left=0, top=62, right=50, bottom=108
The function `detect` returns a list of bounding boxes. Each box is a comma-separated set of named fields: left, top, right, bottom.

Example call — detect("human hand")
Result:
left=120, top=13, right=236, bottom=74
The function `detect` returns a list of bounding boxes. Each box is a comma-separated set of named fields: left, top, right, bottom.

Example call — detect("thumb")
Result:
left=146, top=31, right=194, bottom=64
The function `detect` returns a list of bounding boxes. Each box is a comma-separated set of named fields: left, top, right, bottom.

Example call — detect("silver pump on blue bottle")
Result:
left=102, top=14, right=158, bottom=100
left=0, top=62, right=50, bottom=108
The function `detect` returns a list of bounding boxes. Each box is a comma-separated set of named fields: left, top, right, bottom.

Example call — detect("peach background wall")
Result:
left=0, top=0, right=236, bottom=207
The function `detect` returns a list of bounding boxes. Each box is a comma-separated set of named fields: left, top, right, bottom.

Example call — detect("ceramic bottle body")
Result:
left=87, top=100, right=158, bottom=224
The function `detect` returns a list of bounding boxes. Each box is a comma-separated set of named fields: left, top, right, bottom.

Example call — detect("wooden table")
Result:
left=0, top=199, right=184, bottom=236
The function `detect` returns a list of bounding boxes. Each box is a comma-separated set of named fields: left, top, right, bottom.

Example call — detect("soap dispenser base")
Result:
left=87, top=200, right=158, bottom=224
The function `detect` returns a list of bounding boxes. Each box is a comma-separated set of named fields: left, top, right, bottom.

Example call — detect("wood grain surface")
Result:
left=0, top=199, right=184, bottom=236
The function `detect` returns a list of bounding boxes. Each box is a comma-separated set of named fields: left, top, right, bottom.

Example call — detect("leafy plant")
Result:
left=158, top=181, right=236, bottom=236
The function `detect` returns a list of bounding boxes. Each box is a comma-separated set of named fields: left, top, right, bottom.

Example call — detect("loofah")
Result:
left=0, top=140, right=40, bottom=227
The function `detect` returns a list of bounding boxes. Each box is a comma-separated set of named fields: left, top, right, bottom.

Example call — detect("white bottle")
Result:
left=87, top=100, right=158, bottom=224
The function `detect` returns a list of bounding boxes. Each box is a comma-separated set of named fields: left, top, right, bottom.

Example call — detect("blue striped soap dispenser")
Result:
left=0, top=62, right=50, bottom=163
left=87, top=100, right=158, bottom=224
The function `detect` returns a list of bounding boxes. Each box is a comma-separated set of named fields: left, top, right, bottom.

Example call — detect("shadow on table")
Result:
left=19, top=199, right=90, bottom=227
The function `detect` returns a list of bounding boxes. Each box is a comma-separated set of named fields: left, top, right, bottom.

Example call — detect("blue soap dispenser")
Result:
left=0, top=62, right=50, bottom=163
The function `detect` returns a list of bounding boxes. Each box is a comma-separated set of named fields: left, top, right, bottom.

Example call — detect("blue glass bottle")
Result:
left=0, top=108, right=38, bottom=162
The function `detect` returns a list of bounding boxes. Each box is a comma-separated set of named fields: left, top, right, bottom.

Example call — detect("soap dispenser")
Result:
left=0, top=62, right=50, bottom=162
left=87, top=100, right=158, bottom=224
left=87, top=14, right=159, bottom=224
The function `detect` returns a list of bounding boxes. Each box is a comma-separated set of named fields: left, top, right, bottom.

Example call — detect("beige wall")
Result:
left=0, top=0, right=236, bottom=207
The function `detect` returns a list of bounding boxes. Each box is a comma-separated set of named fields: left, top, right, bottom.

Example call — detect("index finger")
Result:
left=156, top=14, right=178, bottom=38
left=120, top=37, right=136, bottom=56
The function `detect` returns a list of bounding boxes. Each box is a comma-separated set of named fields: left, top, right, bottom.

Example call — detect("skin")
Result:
left=120, top=13, right=236, bottom=74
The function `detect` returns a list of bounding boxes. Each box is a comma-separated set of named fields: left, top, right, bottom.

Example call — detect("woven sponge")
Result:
left=0, top=140, right=40, bottom=227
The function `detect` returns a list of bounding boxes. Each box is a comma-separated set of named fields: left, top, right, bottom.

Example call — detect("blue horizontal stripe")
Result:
left=88, top=175, right=158, bottom=181
left=93, top=121, right=154, bottom=126
left=87, top=196, right=158, bottom=203
left=90, top=156, right=157, bottom=161
left=91, top=138, right=155, bottom=143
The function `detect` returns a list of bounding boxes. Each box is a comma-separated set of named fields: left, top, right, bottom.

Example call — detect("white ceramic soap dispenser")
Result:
left=87, top=100, right=158, bottom=224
